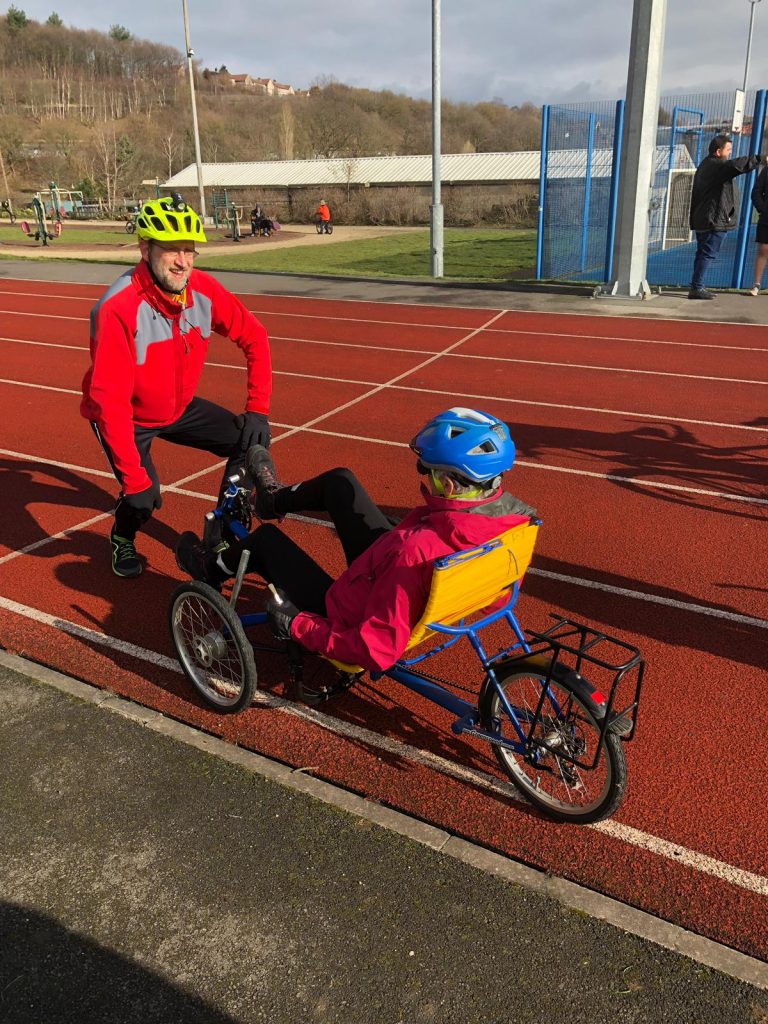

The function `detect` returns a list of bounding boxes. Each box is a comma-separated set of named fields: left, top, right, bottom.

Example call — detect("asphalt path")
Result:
left=2, top=656, right=768, bottom=1023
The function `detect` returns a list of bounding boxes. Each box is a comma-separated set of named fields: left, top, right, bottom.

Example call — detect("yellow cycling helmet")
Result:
left=136, top=195, right=207, bottom=244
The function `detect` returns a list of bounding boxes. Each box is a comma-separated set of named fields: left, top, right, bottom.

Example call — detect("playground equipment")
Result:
left=20, top=196, right=61, bottom=245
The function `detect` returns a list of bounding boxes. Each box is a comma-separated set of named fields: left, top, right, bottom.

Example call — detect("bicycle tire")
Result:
left=169, top=581, right=257, bottom=713
left=125, top=221, right=136, bottom=233
left=479, top=657, right=627, bottom=824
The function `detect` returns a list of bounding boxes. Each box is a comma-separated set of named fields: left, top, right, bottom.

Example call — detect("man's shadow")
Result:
left=0, top=902, right=239, bottom=1024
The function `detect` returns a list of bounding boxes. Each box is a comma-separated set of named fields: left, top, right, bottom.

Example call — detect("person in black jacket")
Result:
left=748, top=165, right=768, bottom=296
left=688, top=134, right=763, bottom=300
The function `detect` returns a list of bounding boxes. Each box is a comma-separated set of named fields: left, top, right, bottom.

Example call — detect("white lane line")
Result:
left=1, top=591, right=766, bottom=896
left=529, top=569, right=768, bottom=630
left=2, top=369, right=767, bottom=437
left=2, top=445, right=767, bottom=629
left=2, top=293, right=768, bottom=354
left=2, top=399, right=766, bottom=510
left=3, top=324, right=766, bottom=386
left=270, top=309, right=510, bottom=445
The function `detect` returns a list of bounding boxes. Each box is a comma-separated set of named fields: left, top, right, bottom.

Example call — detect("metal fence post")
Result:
left=536, top=104, right=550, bottom=279
left=732, top=89, right=767, bottom=288
left=605, top=100, right=625, bottom=281
left=580, top=113, right=597, bottom=272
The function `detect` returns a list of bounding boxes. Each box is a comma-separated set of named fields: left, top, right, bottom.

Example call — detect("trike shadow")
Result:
left=507, top=418, right=768, bottom=521
left=525, top=552, right=768, bottom=672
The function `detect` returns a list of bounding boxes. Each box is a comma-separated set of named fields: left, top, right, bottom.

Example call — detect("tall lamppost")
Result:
left=430, top=0, right=443, bottom=277
left=743, top=0, right=763, bottom=93
left=181, top=0, right=206, bottom=219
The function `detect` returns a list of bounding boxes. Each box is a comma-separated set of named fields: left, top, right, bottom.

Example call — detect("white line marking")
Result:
left=3, top=318, right=767, bottom=385
left=528, top=569, right=768, bottom=629
left=2, top=291, right=768, bottom=353
left=1, top=592, right=766, bottom=896
left=2, top=366, right=767, bottom=437
left=266, top=308, right=511, bottom=445
left=2, top=445, right=766, bottom=628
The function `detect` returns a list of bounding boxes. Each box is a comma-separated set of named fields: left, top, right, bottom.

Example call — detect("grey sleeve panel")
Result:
left=135, top=300, right=174, bottom=366
left=89, top=269, right=135, bottom=336
left=182, top=291, right=212, bottom=337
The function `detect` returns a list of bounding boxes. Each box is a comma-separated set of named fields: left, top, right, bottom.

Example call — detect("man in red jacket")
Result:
left=81, top=195, right=272, bottom=578
left=176, top=409, right=536, bottom=676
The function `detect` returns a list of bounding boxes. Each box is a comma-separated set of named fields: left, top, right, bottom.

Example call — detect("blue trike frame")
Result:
left=198, top=479, right=643, bottom=776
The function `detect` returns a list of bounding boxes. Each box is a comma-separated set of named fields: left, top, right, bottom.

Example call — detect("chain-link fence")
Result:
left=537, top=90, right=768, bottom=288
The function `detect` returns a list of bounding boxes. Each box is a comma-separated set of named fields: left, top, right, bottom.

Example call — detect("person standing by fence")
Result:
left=748, top=163, right=768, bottom=296
left=688, top=135, right=763, bottom=300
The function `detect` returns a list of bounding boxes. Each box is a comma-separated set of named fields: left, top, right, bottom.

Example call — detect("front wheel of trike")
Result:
left=479, top=657, right=627, bottom=824
left=169, top=581, right=257, bottom=712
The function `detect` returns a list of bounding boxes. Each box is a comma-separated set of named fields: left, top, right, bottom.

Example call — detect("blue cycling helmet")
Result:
left=410, top=408, right=515, bottom=485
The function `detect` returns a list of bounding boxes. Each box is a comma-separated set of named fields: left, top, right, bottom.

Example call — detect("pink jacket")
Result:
left=290, top=488, right=535, bottom=672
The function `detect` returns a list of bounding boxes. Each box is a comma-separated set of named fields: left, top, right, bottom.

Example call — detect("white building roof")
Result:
left=163, top=144, right=696, bottom=190
left=164, top=151, right=541, bottom=189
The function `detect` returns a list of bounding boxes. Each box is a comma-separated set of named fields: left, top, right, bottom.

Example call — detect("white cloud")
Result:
left=7, top=0, right=768, bottom=104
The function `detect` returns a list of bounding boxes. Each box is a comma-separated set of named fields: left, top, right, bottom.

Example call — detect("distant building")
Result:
left=205, top=70, right=305, bottom=96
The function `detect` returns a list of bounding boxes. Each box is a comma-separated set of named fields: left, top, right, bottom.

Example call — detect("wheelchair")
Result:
left=168, top=475, right=644, bottom=824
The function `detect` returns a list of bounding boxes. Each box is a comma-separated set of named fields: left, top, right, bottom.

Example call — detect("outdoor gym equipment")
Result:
left=20, top=196, right=61, bottom=245
left=168, top=474, right=644, bottom=825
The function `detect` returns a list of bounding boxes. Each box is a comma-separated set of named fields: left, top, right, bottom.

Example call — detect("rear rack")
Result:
left=508, top=615, right=645, bottom=747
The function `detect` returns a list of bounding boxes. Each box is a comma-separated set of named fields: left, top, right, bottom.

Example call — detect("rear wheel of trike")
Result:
left=479, top=658, right=627, bottom=824
left=169, top=581, right=257, bottom=712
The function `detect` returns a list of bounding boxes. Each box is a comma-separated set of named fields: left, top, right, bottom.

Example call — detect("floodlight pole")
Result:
left=743, top=0, right=763, bottom=93
left=182, top=0, right=206, bottom=219
left=430, top=0, right=444, bottom=277
left=600, top=0, right=667, bottom=300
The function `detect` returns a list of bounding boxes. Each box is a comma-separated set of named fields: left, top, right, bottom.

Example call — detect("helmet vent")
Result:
left=149, top=215, right=164, bottom=231
left=468, top=440, right=498, bottom=455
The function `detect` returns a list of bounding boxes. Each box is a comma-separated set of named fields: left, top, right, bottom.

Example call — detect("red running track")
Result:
left=1, top=276, right=767, bottom=959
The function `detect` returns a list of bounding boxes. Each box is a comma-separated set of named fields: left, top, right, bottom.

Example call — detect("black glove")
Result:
left=266, top=587, right=300, bottom=640
left=238, top=412, right=271, bottom=452
left=124, top=482, right=162, bottom=514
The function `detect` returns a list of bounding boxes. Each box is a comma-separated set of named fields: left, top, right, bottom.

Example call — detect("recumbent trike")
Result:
left=168, top=474, right=644, bottom=824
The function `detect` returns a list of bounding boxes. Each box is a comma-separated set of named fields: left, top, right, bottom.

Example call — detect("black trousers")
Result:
left=94, top=397, right=245, bottom=539
left=219, top=468, right=393, bottom=615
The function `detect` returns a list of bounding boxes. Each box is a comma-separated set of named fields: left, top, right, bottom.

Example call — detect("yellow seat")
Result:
left=405, top=522, right=539, bottom=651
left=326, top=522, right=539, bottom=674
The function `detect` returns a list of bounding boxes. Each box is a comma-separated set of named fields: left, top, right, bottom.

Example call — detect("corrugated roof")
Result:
left=163, top=144, right=696, bottom=189
left=164, top=151, right=541, bottom=189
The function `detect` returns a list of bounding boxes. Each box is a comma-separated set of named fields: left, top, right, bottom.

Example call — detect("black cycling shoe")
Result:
left=110, top=530, right=142, bottom=578
left=687, top=287, right=715, bottom=300
left=175, top=531, right=224, bottom=590
left=246, top=445, right=283, bottom=520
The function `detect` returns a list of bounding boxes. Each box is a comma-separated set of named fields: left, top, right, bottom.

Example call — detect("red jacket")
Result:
left=290, top=488, right=534, bottom=672
left=316, top=204, right=331, bottom=221
left=81, top=260, right=271, bottom=494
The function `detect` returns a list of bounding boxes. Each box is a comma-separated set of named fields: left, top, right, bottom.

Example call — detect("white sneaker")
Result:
left=749, top=284, right=760, bottom=297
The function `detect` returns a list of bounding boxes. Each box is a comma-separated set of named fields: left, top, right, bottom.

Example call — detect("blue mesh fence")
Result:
left=538, top=89, right=768, bottom=288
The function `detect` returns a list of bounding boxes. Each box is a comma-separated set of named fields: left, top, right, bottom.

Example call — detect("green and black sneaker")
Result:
left=110, top=530, right=142, bottom=578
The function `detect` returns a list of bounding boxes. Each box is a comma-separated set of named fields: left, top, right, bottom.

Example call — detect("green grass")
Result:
left=197, top=229, right=536, bottom=282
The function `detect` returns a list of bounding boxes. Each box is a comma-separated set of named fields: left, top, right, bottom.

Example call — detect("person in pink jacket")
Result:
left=175, top=409, right=536, bottom=674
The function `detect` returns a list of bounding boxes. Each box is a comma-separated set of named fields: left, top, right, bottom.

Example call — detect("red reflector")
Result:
left=592, top=690, right=607, bottom=705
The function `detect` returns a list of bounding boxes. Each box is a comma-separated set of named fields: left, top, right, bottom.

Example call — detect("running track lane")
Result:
left=0, top=278, right=765, bottom=958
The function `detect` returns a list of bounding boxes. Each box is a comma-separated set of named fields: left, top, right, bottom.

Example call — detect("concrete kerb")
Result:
left=2, top=645, right=766, bottom=992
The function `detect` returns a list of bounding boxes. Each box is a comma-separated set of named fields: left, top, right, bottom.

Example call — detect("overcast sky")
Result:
left=8, top=0, right=768, bottom=106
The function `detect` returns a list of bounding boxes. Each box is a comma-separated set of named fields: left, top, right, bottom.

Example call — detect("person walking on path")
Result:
left=81, top=195, right=272, bottom=579
left=688, top=134, right=763, bottom=300
left=748, top=163, right=768, bottom=296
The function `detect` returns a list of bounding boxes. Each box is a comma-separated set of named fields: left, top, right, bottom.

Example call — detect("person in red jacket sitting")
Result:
left=175, top=408, right=536, bottom=677
left=80, top=195, right=273, bottom=578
